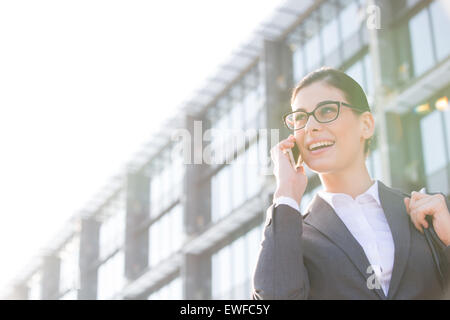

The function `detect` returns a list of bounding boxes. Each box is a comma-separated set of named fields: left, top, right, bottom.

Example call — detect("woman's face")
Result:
left=292, top=81, right=373, bottom=174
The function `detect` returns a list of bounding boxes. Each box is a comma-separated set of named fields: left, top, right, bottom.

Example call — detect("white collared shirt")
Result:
left=273, top=180, right=395, bottom=296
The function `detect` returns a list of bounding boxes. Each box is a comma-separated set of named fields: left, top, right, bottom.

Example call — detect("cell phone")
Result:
left=291, top=142, right=303, bottom=168
left=283, top=142, right=304, bottom=171
left=283, top=148, right=297, bottom=170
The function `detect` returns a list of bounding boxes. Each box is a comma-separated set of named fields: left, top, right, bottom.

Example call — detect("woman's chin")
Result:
left=305, top=159, right=336, bottom=173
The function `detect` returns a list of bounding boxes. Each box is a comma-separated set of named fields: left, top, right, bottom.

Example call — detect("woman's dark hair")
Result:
left=291, top=66, right=373, bottom=157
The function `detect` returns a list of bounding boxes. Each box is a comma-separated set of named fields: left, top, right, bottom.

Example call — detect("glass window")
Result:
left=211, top=165, right=232, bottom=222
left=212, top=225, right=263, bottom=300
left=220, top=115, right=230, bottom=164
left=160, top=213, right=170, bottom=262
left=340, top=0, right=360, bottom=41
left=147, top=277, right=182, bottom=300
left=409, top=8, right=434, bottom=77
left=28, top=271, right=42, bottom=300
left=172, top=205, right=184, bottom=251
left=224, top=165, right=232, bottom=217
left=150, top=173, right=161, bottom=216
left=231, top=153, right=246, bottom=211
left=430, top=0, right=450, bottom=61
left=421, top=110, right=447, bottom=175
left=99, top=193, right=125, bottom=260
left=97, top=250, right=124, bottom=300
left=322, top=18, right=340, bottom=58
left=150, top=148, right=182, bottom=217
left=246, top=226, right=262, bottom=278
left=366, top=148, right=383, bottom=181
left=292, top=46, right=305, bottom=83
left=60, top=290, right=77, bottom=300
left=420, top=110, right=449, bottom=193
left=218, top=246, right=232, bottom=298
left=364, top=54, right=374, bottom=101
left=171, top=143, right=184, bottom=199
left=246, top=142, right=260, bottom=198
left=305, top=34, right=321, bottom=72
left=231, top=237, right=248, bottom=299
left=212, top=251, right=221, bottom=299
left=211, top=173, right=220, bottom=223
left=243, top=87, right=263, bottom=132
left=148, top=205, right=183, bottom=268
left=59, top=235, right=80, bottom=297
left=346, top=60, right=364, bottom=90
left=149, top=220, right=161, bottom=267
left=444, top=106, right=450, bottom=160
left=231, top=101, right=244, bottom=130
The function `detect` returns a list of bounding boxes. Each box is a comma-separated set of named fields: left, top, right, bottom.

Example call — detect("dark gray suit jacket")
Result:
left=252, top=180, right=450, bottom=299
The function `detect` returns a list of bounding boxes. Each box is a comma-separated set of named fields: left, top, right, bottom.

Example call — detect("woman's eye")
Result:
left=319, top=107, right=336, bottom=116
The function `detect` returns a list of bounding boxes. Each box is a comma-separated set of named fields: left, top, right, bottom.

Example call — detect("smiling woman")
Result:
left=252, top=67, right=450, bottom=300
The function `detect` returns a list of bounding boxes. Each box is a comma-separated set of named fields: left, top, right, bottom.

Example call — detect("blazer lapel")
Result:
left=304, top=193, right=387, bottom=300
left=377, top=180, right=411, bottom=300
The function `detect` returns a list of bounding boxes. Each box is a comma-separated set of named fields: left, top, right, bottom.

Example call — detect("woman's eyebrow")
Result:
left=292, top=106, right=307, bottom=112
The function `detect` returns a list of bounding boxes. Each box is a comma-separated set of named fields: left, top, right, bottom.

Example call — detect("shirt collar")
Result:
left=317, top=180, right=381, bottom=208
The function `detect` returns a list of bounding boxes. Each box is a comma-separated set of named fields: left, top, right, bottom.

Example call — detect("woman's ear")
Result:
left=361, top=112, right=375, bottom=140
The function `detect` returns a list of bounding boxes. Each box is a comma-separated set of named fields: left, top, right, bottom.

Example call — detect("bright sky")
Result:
left=0, top=0, right=282, bottom=294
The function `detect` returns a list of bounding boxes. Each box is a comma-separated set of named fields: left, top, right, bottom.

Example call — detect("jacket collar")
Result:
left=303, top=179, right=411, bottom=300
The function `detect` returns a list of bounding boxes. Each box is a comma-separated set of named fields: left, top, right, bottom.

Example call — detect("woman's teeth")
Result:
left=309, top=141, right=335, bottom=151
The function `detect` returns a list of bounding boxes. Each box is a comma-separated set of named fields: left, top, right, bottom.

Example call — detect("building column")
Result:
left=41, top=255, right=60, bottom=300
left=182, top=113, right=212, bottom=299
left=7, top=285, right=28, bottom=300
left=367, top=0, right=403, bottom=187
left=125, top=171, right=149, bottom=280
left=182, top=253, right=211, bottom=300
left=78, top=218, right=100, bottom=300
left=263, top=39, right=294, bottom=141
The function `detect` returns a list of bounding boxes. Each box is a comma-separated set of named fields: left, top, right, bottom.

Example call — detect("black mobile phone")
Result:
left=291, top=141, right=304, bottom=167
left=284, top=141, right=303, bottom=170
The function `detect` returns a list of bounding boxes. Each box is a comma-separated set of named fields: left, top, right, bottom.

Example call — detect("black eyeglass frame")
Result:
left=283, top=100, right=368, bottom=131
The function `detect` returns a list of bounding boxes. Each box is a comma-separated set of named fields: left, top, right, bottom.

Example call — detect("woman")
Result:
left=252, top=67, right=450, bottom=299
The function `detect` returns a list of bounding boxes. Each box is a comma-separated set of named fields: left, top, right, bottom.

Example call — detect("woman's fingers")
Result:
left=404, top=197, right=410, bottom=212
left=405, top=196, right=436, bottom=233
left=405, top=197, right=423, bottom=233
left=410, top=201, right=435, bottom=229
left=278, top=136, right=295, bottom=151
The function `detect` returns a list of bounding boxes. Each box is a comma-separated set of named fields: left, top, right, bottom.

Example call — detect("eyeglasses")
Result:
left=283, top=100, right=367, bottom=131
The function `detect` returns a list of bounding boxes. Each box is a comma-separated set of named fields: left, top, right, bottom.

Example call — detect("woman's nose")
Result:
left=304, top=114, right=321, bottom=132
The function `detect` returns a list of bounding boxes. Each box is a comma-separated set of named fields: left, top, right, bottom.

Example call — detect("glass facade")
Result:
left=210, top=65, right=265, bottom=223
left=409, top=0, right=450, bottom=77
left=211, top=224, right=263, bottom=299
left=27, top=271, right=42, bottom=300
left=97, top=191, right=126, bottom=299
left=419, top=94, right=450, bottom=194
left=97, top=250, right=125, bottom=300
left=8, top=0, right=450, bottom=301
left=149, top=204, right=184, bottom=267
left=147, top=277, right=182, bottom=300
left=148, top=140, right=185, bottom=269
left=59, top=235, right=80, bottom=299
left=339, top=0, right=362, bottom=42
left=150, top=143, right=184, bottom=218
left=291, top=0, right=365, bottom=83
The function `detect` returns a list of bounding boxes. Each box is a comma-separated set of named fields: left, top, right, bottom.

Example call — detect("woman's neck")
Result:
left=318, top=160, right=374, bottom=200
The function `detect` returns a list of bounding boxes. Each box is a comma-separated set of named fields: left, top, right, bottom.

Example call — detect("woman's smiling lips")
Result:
left=308, top=142, right=335, bottom=155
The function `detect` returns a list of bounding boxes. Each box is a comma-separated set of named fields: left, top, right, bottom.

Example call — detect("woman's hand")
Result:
left=271, top=134, right=308, bottom=205
left=404, top=192, right=450, bottom=246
